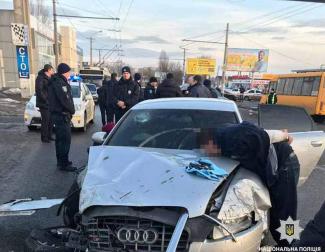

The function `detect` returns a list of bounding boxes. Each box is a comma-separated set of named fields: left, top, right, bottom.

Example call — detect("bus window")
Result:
left=276, top=78, right=286, bottom=94
left=311, top=77, right=320, bottom=96
left=284, top=78, right=294, bottom=95
left=292, top=78, right=303, bottom=96
left=301, top=77, right=314, bottom=96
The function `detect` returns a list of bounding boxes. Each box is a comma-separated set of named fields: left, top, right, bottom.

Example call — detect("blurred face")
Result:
left=188, top=76, right=195, bottom=86
left=200, top=140, right=221, bottom=156
left=62, top=71, right=71, bottom=80
left=46, top=68, right=54, bottom=77
left=123, top=72, right=131, bottom=80
left=151, top=81, right=158, bottom=87
left=258, top=51, right=265, bottom=61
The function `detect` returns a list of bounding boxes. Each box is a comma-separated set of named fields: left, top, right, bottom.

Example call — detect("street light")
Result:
left=87, top=30, right=103, bottom=66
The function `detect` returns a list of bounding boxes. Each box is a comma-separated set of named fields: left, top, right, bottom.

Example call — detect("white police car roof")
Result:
left=132, top=98, right=240, bottom=113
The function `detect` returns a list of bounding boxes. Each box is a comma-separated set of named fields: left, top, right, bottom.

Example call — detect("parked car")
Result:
left=223, top=89, right=238, bottom=101
left=85, top=83, right=98, bottom=103
left=14, top=98, right=324, bottom=251
left=244, top=89, right=263, bottom=101
left=24, top=81, right=95, bottom=132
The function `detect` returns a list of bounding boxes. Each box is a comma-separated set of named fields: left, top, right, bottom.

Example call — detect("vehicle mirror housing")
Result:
left=92, top=132, right=106, bottom=145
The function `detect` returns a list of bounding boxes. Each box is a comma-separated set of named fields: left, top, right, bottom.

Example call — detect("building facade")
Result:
left=0, top=0, right=82, bottom=97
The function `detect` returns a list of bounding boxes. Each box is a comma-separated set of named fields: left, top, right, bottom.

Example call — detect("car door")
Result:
left=83, top=84, right=93, bottom=121
left=258, top=104, right=325, bottom=185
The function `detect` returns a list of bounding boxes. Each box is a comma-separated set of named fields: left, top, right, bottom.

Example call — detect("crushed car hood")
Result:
left=80, top=146, right=239, bottom=218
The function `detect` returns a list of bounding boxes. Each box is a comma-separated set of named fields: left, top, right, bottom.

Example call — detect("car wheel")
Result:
left=244, top=96, right=250, bottom=101
left=89, top=106, right=95, bottom=124
left=62, top=180, right=80, bottom=228
left=27, top=125, right=37, bottom=131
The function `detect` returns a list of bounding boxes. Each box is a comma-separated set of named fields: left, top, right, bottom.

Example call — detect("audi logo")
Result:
left=117, top=227, right=159, bottom=244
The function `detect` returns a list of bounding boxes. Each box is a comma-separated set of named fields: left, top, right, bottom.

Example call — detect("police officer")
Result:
left=106, top=73, right=118, bottom=123
left=35, top=64, right=54, bottom=143
left=112, top=66, right=139, bottom=122
left=48, top=63, right=76, bottom=171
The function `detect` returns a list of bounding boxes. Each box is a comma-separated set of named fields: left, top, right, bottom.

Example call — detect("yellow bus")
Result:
left=260, top=70, right=325, bottom=121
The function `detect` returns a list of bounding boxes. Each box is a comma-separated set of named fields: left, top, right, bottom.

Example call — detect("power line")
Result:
left=94, top=0, right=117, bottom=17
left=236, top=3, right=319, bottom=34
left=232, top=31, right=314, bottom=66
left=184, top=3, right=311, bottom=41
left=58, top=2, right=114, bottom=18
left=120, top=0, right=134, bottom=29
left=55, top=14, right=119, bottom=20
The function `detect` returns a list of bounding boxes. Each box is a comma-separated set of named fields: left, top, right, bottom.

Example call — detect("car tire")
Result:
left=244, top=96, right=250, bottom=101
left=89, top=106, right=95, bottom=124
left=27, top=125, right=37, bottom=131
left=62, top=180, right=80, bottom=228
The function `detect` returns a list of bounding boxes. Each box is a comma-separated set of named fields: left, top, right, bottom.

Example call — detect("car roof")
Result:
left=132, top=98, right=239, bottom=112
left=69, top=81, right=82, bottom=87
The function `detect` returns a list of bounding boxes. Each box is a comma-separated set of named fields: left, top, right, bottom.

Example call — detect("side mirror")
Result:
left=92, top=132, right=107, bottom=145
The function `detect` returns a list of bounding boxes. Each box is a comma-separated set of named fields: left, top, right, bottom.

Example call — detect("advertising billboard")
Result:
left=227, top=48, right=269, bottom=72
left=186, top=58, right=216, bottom=75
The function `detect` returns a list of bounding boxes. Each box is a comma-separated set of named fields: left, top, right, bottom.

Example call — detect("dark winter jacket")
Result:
left=35, top=70, right=50, bottom=109
left=48, top=74, right=75, bottom=117
left=144, top=84, right=156, bottom=100
left=188, top=83, right=212, bottom=98
left=105, top=79, right=118, bottom=107
left=97, top=85, right=107, bottom=107
left=136, top=81, right=144, bottom=102
left=112, top=77, right=140, bottom=110
left=155, top=79, right=182, bottom=98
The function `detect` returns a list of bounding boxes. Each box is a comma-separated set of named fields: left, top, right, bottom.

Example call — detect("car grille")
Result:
left=85, top=216, right=190, bottom=251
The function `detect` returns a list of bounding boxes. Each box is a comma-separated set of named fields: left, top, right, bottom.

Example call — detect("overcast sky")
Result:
left=1, top=0, right=325, bottom=73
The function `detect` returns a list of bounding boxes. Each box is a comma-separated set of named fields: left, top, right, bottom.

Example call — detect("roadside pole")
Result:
left=52, top=0, right=59, bottom=67
left=221, top=23, right=229, bottom=95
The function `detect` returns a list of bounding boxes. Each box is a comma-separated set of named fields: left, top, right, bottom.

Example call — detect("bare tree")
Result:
left=168, top=62, right=183, bottom=85
left=158, top=50, right=169, bottom=73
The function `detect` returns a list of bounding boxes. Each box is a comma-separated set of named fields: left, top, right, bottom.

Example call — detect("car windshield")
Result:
left=86, top=84, right=97, bottom=92
left=71, top=85, right=80, bottom=98
left=107, top=109, right=238, bottom=150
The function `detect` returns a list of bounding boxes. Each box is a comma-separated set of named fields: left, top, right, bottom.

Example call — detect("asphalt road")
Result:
left=0, top=103, right=324, bottom=251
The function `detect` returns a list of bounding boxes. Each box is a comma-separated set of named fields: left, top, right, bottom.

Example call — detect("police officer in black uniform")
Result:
left=48, top=63, right=76, bottom=171
left=112, top=66, right=140, bottom=122
left=35, top=64, right=54, bottom=142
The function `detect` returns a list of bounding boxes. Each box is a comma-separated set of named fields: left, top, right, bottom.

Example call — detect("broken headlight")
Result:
left=207, top=168, right=271, bottom=240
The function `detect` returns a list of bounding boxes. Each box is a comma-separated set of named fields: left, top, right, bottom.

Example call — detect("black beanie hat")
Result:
left=57, top=63, right=71, bottom=75
left=121, top=66, right=131, bottom=74
left=134, top=73, right=141, bottom=81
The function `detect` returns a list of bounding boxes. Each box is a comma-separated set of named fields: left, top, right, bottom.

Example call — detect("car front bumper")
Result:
left=24, top=110, right=41, bottom=127
left=189, top=220, right=264, bottom=252
left=71, top=111, right=85, bottom=128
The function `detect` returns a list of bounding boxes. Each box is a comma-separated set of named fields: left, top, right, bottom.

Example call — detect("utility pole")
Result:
left=52, top=0, right=59, bottom=67
left=179, top=47, right=187, bottom=85
left=221, top=23, right=229, bottom=94
left=88, top=37, right=94, bottom=66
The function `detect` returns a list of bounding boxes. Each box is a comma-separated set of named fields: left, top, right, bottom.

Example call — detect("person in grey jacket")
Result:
left=187, top=75, right=212, bottom=98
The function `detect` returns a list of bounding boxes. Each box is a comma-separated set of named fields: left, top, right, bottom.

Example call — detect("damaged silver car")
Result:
left=1, top=98, right=324, bottom=252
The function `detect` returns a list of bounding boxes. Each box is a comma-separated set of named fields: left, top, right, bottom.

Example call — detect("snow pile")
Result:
left=3, top=88, right=21, bottom=95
